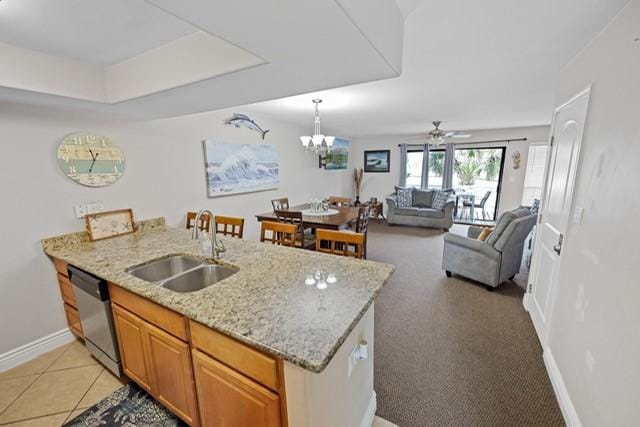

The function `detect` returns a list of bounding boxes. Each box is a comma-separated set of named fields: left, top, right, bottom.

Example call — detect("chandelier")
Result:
left=299, top=99, right=335, bottom=154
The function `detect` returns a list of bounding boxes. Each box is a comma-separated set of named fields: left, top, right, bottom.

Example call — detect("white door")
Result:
left=527, top=87, right=590, bottom=344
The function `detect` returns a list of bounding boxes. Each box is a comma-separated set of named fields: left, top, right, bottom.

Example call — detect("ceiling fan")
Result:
left=427, top=121, right=471, bottom=144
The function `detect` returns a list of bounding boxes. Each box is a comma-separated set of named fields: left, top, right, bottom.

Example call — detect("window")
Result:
left=427, top=150, right=445, bottom=189
left=405, top=150, right=423, bottom=188
left=522, top=144, right=549, bottom=206
left=404, top=149, right=445, bottom=189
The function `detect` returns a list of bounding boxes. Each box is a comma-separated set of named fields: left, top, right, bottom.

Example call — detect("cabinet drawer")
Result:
left=192, top=349, right=281, bottom=427
left=53, top=258, right=68, bottom=277
left=64, top=303, right=83, bottom=337
left=57, top=273, right=77, bottom=307
left=190, top=320, right=279, bottom=392
left=109, top=283, right=188, bottom=340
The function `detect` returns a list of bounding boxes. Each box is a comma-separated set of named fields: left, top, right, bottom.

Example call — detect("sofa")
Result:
left=442, top=206, right=536, bottom=289
left=386, top=188, right=456, bottom=231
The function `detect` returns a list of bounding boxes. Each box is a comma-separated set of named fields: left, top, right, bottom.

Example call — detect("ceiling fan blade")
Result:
left=452, top=133, right=471, bottom=138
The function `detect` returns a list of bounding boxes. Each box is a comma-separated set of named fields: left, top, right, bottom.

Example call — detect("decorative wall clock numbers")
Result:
left=57, top=132, right=125, bottom=187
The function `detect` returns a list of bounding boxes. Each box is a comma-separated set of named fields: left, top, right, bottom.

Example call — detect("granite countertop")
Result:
left=42, top=219, right=395, bottom=373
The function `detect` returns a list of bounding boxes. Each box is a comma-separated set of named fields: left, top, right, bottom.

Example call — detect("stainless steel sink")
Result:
left=161, top=264, right=239, bottom=293
left=126, top=255, right=202, bottom=283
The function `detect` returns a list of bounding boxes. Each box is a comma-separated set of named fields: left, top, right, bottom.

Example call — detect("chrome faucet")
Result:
left=192, top=209, right=226, bottom=260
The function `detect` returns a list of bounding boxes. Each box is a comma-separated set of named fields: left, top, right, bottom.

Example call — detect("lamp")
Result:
left=299, top=99, right=335, bottom=154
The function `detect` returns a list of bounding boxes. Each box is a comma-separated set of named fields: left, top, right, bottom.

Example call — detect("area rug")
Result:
left=63, top=383, right=187, bottom=427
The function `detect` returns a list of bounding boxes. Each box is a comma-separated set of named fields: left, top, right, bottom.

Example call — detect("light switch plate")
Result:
left=573, top=206, right=584, bottom=225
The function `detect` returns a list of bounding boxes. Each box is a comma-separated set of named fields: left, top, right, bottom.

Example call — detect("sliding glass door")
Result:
left=452, top=147, right=505, bottom=223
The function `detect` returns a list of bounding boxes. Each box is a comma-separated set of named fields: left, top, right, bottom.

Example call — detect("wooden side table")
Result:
left=363, top=201, right=385, bottom=220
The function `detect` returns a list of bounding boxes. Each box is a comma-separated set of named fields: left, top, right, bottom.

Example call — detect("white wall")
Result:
left=349, top=126, right=549, bottom=213
left=0, top=103, right=352, bottom=355
left=543, top=1, right=640, bottom=424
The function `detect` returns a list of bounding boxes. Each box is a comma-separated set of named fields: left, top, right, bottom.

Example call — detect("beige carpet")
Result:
left=368, top=222, right=564, bottom=427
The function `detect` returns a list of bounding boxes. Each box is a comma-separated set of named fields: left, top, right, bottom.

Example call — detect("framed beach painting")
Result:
left=364, top=150, right=390, bottom=173
left=322, top=138, right=349, bottom=170
left=203, top=140, right=279, bottom=197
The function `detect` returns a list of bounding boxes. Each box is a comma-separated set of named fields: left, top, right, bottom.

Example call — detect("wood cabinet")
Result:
left=111, top=296, right=199, bottom=426
left=108, top=284, right=286, bottom=427
left=63, top=303, right=83, bottom=337
left=112, top=304, right=152, bottom=392
left=52, top=258, right=83, bottom=338
left=145, top=322, right=199, bottom=425
left=192, top=349, right=282, bottom=427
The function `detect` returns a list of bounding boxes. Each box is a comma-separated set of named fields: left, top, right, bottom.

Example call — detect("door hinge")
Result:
left=549, top=136, right=555, bottom=147
left=538, top=213, right=543, bottom=224
left=528, top=283, right=533, bottom=293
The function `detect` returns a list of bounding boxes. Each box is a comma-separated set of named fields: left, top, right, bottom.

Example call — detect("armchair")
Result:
left=442, top=208, right=536, bottom=289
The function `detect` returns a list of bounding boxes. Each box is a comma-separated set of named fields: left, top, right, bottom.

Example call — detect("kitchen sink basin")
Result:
left=161, top=264, right=239, bottom=293
left=126, top=255, right=202, bottom=283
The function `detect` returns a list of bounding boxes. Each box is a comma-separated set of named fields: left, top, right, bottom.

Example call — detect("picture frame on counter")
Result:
left=85, top=208, right=135, bottom=241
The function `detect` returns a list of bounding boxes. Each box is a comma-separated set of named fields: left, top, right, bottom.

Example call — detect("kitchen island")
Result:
left=42, top=217, right=394, bottom=427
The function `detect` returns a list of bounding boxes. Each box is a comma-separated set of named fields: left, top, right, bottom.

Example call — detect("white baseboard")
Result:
left=0, top=328, right=75, bottom=373
left=543, top=347, right=582, bottom=427
left=361, top=391, right=377, bottom=427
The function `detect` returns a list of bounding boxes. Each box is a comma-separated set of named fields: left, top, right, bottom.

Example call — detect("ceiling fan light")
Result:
left=300, top=136, right=311, bottom=147
left=325, top=136, right=335, bottom=147
left=312, top=134, right=325, bottom=146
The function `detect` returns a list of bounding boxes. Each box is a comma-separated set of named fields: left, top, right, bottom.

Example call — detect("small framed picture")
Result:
left=364, top=150, right=390, bottom=173
left=85, top=209, right=135, bottom=241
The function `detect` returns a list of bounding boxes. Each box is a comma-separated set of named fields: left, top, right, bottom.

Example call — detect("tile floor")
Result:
left=0, top=340, right=396, bottom=427
left=0, top=340, right=128, bottom=426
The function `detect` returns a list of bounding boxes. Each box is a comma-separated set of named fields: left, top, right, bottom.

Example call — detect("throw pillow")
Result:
left=396, top=187, right=413, bottom=208
left=431, top=190, right=449, bottom=210
left=412, top=189, right=433, bottom=208
left=477, top=227, right=494, bottom=241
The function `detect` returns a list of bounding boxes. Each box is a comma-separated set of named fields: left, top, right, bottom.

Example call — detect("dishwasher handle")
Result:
left=68, top=265, right=109, bottom=301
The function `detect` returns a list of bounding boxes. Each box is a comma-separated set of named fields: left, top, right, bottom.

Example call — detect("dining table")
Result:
left=255, top=203, right=361, bottom=230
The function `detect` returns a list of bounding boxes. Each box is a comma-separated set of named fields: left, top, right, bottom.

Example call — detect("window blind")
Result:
left=522, top=144, right=548, bottom=206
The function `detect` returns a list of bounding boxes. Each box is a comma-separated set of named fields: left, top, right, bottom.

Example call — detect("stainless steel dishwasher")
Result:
left=68, top=265, right=122, bottom=376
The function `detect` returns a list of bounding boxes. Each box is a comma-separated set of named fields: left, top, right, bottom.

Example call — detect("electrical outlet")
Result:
left=74, top=204, right=88, bottom=218
left=74, top=201, right=104, bottom=218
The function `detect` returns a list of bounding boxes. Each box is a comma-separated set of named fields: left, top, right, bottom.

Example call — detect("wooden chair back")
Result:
left=315, top=230, right=365, bottom=259
left=271, top=198, right=290, bottom=211
left=355, top=206, right=371, bottom=234
left=186, top=211, right=211, bottom=232
left=215, top=215, right=245, bottom=238
left=329, top=196, right=352, bottom=207
left=355, top=206, right=371, bottom=259
left=274, top=209, right=305, bottom=231
left=260, top=221, right=297, bottom=247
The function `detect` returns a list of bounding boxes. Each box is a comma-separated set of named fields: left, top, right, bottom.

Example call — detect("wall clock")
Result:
left=57, top=132, right=125, bottom=187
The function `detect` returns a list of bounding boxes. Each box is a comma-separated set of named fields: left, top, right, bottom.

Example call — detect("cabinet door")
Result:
left=192, top=350, right=281, bottom=427
left=145, top=322, right=199, bottom=426
left=112, top=304, right=152, bottom=392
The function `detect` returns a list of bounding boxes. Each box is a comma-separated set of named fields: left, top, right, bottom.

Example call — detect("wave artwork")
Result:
left=203, top=140, right=279, bottom=197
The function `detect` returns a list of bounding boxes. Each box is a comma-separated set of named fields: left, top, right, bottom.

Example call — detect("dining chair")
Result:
left=462, top=190, right=492, bottom=221
left=274, top=210, right=315, bottom=249
left=355, top=206, right=371, bottom=259
left=186, top=211, right=211, bottom=232
left=260, top=221, right=297, bottom=247
left=214, top=215, right=245, bottom=239
left=271, top=197, right=290, bottom=211
left=328, top=196, right=352, bottom=207
left=315, top=229, right=365, bottom=259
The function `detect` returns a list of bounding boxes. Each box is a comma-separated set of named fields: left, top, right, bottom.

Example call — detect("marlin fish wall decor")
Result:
left=223, top=113, right=270, bottom=140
